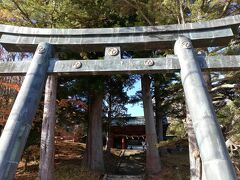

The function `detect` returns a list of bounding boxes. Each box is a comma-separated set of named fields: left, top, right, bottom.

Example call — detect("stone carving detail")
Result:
left=181, top=40, right=192, bottom=49
left=73, top=61, right=82, bottom=69
left=144, top=59, right=154, bottom=66
left=107, top=47, right=119, bottom=56
left=37, top=46, right=46, bottom=54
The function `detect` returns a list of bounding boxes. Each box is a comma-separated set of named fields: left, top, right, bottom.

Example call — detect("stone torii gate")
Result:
left=0, top=15, right=239, bottom=179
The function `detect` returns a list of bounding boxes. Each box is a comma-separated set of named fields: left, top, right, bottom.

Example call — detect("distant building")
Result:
left=107, top=116, right=169, bottom=149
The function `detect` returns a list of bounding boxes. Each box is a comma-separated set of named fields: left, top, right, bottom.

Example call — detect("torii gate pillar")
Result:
left=174, top=36, right=237, bottom=180
left=0, top=42, right=53, bottom=180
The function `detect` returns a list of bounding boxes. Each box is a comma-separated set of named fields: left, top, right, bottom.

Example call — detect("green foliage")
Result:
left=167, top=120, right=186, bottom=137
left=154, top=73, right=185, bottom=118
left=0, top=0, right=142, bottom=28
left=103, top=75, right=135, bottom=116
left=217, top=99, right=240, bottom=138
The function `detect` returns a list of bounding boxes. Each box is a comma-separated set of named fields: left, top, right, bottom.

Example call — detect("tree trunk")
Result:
left=153, top=75, right=164, bottom=141
left=87, top=89, right=104, bottom=173
left=105, top=93, right=112, bottom=151
left=141, top=75, right=161, bottom=175
left=201, top=71, right=212, bottom=180
left=203, top=72, right=211, bottom=89
left=185, top=107, right=202, bottom=180
left=178, top=0, right=185, bottom=24
left=39, top=75, right=57, bottom=180
left=23, top=154, right=29, bottom=172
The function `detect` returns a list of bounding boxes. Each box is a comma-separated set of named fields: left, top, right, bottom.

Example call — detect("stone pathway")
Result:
left=103, top=149, right=145, bottom=179
left=115, top=150, right=145, bottom=175
left=103, top=175, right=143, bottom=180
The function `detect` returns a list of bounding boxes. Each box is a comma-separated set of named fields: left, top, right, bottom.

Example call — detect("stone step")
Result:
left=103, top=175, right=143, bottom=180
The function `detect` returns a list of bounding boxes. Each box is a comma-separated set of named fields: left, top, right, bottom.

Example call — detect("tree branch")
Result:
left=200, top=0, right=205, bottom=10
left=211, top=83, right=240, bottom=92
left=220, top=0, right=233, bottom=18
left=122, top=0, right=153, bottom=26
left=12, top=0, right=36, bottom=27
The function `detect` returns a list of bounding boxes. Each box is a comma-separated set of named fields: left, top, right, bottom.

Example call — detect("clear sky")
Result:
left=125, top=80, right=144, bottom=117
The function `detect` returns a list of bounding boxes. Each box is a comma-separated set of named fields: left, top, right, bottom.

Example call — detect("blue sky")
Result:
left=125, top=80, right=144, bottom=116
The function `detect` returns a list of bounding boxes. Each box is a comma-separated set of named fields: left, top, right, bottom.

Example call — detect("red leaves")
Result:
left=0, top=82, right=20, bottom=92
left=57, top=99, right=87, bottom=110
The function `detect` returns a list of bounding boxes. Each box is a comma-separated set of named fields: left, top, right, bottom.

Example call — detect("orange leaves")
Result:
left=0, top=82, right=20, bottom=92
left=0, top=109, right=11, bottom=114
left=0, top=9, right=12, bottom=19
left=57, top=99, right=87, bottom=110
left=0, top=9, right=18, bottom=23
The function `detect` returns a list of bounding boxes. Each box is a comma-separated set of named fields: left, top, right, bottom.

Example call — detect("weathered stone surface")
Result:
left=175, top=36, right=237, bottom=180
left=0, top=43, right=53, bottom=180
left=0, top=55, right=239, bottom=76
left=0, top=15, right=239, bottom=52
left=0, top=15, right=239, bottom=35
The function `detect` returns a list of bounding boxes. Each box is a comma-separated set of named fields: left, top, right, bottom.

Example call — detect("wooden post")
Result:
left=174, top=36, right=237, bottom=180
left=87, top=90, right=104, bottom=172
left=39, top=75, right=57, bottom=180
left=141, top=75, right=161, bottom=175
left=153, top=75, right=164, bottom=141
left=0, top=42, right=53, bottom=180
